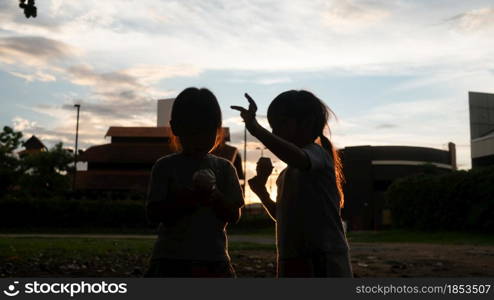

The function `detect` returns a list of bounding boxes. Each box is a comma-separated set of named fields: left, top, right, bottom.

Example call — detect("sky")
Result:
left=1, top=0, right=494, bottom=202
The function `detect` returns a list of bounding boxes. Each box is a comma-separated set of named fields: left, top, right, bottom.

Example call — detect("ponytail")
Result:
left=319, top=134, right=345, bottom=209
left=267, top=90, right=344, bottom=208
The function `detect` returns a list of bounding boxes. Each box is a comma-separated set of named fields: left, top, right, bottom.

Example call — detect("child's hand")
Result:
left=175, top=187, right=200, bottom=209
left=176, top=187, right=214, bottom=207
left=248, top=175, right=269, bottom=198
left=256, top=157, right=273, bottom=179
left=192, top=169, right=216, bottom=192
left=231, top=93, right=260, bottom=132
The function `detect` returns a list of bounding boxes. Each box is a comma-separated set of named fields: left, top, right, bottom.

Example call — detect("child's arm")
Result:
left=231, top=94, right=310, bottom=170
left=209, top=189, right=241, bottom=224
left=248, top=175, right=276, bottom=221
left=207, top=162, right=244, bottom=224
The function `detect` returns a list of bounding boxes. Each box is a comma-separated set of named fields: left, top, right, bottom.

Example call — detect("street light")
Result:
left=73, top=104, right=80, bottom=191
left=243, top=125, right=247, bottom=197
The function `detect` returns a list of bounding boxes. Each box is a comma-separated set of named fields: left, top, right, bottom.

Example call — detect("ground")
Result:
left=232, top=243, right=494, bottom=278
left=1, top=231, right=494, bottom=278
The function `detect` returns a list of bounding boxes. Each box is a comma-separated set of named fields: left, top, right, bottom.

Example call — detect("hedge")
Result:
left=0, top=196, right=274, bottom=231
left=0, top=197, right=148, bottom=229
left=386, top=166, right=494, bottom=232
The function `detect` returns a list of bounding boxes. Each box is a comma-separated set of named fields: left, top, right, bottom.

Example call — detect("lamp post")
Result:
left=73, top=104, right=80, bottom=191
left=243, top=125, right=247, bottom=198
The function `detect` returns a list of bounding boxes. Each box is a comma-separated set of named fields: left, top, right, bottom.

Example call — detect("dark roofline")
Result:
left=480, top=128, right=494, bottom=138
left=104, top=126, right=230, bottom=141
left=23, top=135, right=47, bottom=150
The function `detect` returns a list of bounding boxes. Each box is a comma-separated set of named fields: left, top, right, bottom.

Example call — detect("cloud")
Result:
left=2, top=0, right=492, bottom=173
left=2, top=0, right=493, bottom=75
left=12, top=58, right=200, bottom=149
left=12, top=116, right=37, bottom=132
left=256, top=77, right=292, bottom=85
left=322, top=0, right=390, bottom=32
left=375, top=123, right=398, bottom=129
left=66, top=64, right=142, bottom=90
left=0, top=1, right=65, bottom=34
left=11, top=60, right=197, bottom=150
left=447, top=7, right=494, bottom=32
left=331, top=96, right=471, bottom=167
left=124, top=65, right=201, bottom=84
left=0, top=36, right=78, bottom=67
left=24, top=102, right=156, bottom=151
left=9, top=70, right=56, bottom=82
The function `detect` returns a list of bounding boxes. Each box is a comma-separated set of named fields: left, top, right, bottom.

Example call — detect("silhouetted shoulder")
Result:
left=154, top=152, right=181, bottom=169
left=207, top=154, right=238, bottom=173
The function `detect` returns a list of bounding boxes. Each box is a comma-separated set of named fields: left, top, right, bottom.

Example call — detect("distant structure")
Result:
left=76, top=100, right=244, bottom=193
left=157, top=98, right=174, bottom=127
left=469, top=91, right=494, bottom=168
left=19, top=135, right=47, bottom=156
left=341, top=145, right=457, bottom=230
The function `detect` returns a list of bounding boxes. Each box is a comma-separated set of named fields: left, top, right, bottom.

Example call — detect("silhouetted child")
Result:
left=145, top=87, right=244, bottom=277
left=232, top=90, right=352, bottom=277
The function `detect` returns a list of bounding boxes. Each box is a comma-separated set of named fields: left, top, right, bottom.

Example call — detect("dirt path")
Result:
left=349, top=242, right=494, bottom=277
left=230, top=243, right=494, bottom=277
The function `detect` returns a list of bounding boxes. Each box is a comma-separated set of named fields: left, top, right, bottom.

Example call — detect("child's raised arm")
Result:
left=231, top=94, right=310, bottom=170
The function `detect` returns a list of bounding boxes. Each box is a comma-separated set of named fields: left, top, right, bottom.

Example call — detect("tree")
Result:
left=19, top=142, right=74, bottom=198
left=0, top=126, right=23, bottom=197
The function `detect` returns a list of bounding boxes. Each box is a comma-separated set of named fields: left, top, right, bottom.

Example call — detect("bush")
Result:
left=0, top=196, right=148, bottom=229
left=386, top=166, right=494, bottom=232
left=228, top=211, right=273, bottom=233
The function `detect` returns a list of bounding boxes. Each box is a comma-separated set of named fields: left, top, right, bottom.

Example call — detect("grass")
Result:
left=347, top=230, right=494, bottom=246
left=0, top=226, right=275, bottom=237
left=0, top=237, right=275, bottom=260
left=1, top=229, right=493, bottom=261
left=0, top=227, right=158, bottom=235
left=0, top=237, right=153, bottom=259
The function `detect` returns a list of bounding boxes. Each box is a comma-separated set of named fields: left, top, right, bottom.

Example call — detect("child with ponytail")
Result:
left=232, top=90, right=352, bottom=277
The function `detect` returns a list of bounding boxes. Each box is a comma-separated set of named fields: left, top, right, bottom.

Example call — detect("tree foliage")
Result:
left=386, top=166, right=494, bottom=232
left=19, top=142, right=74, bottom=198
left=0, top=126, right=74, bottom=198
left=0, top=126, right=23, bottom=197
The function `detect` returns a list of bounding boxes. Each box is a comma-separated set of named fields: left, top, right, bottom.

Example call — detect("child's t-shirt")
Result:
left=276, top=143, right=349, bottom=260
left=147, top=153, right=244, bottom=262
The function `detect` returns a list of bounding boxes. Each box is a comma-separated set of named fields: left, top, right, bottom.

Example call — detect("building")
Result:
left=19, top=135, right=47, bottom=156
left=469, top=91, right=494, bottom=168
left=341, top=144, right=456, bottom=230
left=76, top=126, right=242, bottom=193
left=75, top=99, right=243, bottom=193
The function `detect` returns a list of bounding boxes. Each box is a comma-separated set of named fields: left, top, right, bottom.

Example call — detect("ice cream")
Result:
left=192, top=168, right=216, bottom=192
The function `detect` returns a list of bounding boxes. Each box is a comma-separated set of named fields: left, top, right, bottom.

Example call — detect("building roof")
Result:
left=79, top=142, right=238, bottom=164
left=341, top=145, right=452, bottom=165
left=23, top=135, right=47, bottom=150
left=480, top=128, right=494, bottom=138
left=105, top=127, right=173, bottom=138
left=105, top=126, right=231, bottom=141
left=75, top=170, right=150, bottom=191
left=78, top=143, right=173, bottom=163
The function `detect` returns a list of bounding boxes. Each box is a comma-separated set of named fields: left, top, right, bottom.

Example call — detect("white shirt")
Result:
left=276, top=143, right=349, bottom=259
